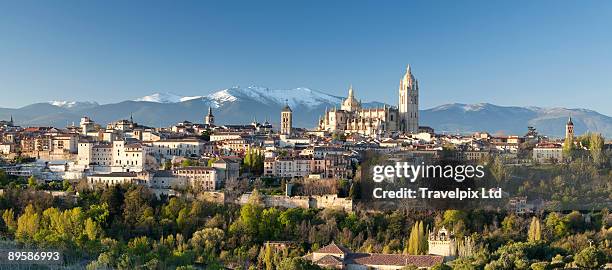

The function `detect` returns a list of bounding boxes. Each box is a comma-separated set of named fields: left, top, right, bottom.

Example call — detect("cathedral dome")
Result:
left=341, top=85, right=361, bottom=112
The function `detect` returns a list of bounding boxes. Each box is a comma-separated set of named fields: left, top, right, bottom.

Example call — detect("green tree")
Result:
left=406, top=221, right=427, bottom=255
left=181, top=159, right=196, bottom=167
left=0, top=169, right=8, bottom=186
left=489, top=156, right=508, bottom=183
left=87, top=203, right=110, bottom=225
left=545, top=212, right=568, bottom=239
left=264, top=244, right=274, bottom=270
left=62, top=179, right=72, bottom=191
left=588, top=133, right=605, bottom=165
left=277, top=257, right=322, bottom=270
left=84, top=217, right=101, bottom=241
left=563, top=135, right=574, bottom=160
left=530, top=262, right=549, bottom=270
left=190, top=227, right=224, bottom=262
left=528, top=216, right=542, bottom=242
left=2, top=209, right=17, bottom=234
left=27, top=175, right=37, bottom=188
left=15, top=204, right=40, bottom=242
left=501, top=214, right=520, bottom=234
left=122, top=186, right=155, bottom=235
left=431, top=263, right=452, bottom=270
left=574, top=246, right=605, bottom=269
left=442, top=210, right=467, bottom=227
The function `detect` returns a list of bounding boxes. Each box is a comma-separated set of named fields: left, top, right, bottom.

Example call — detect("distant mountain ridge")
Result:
left=421, top=103, right=612, bottom=137
left=0, top=87, right=610, bottom=138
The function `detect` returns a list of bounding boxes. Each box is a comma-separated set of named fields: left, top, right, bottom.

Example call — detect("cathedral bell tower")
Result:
left=281, top=101, right=292, bottom=136
left=205, top=106, right=215, bottom=125
left=565, top=116, right=574, bottom=140
left=398, top=65, right=419, bottom=133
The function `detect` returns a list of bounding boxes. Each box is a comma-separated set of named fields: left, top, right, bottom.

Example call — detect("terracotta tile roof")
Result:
left=124, top=143, right=143, bottom=148
left=314, top=254, right=343, bottom=266
left=346, top=253, right=443, bottom=268
left=315, top=242, right=351, bottom=255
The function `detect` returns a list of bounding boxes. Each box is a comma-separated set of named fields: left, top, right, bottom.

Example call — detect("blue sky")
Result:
left=0, top=0, right=611, bottom=115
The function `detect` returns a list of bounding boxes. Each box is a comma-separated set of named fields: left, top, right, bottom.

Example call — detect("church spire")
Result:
left=348, top=84, right=354, bottom=98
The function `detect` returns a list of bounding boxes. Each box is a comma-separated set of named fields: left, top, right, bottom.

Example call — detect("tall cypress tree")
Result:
left=528, top=216, right=542, bottom=242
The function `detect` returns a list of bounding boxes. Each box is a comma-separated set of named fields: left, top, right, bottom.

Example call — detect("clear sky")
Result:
left=0, top=0, right=611, bottom=115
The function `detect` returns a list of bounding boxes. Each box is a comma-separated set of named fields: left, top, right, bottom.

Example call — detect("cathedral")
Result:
left=317, top=65, right=419, bottom=137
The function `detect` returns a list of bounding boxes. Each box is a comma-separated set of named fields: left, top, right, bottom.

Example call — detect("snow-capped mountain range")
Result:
left=134, top=86, right=344, bottom=108
left=134, top=92, right=203, bottom=103
left=0, top=86, right=609, bottom=137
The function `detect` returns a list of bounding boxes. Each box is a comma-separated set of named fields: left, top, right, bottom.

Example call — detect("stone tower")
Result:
left=281, top=101, right=292, bottom=136
left=205, top=106, right=215, bottom=125
left=565, top=116, right=574, bottom=140
left=428, top=226, right=457, bottom=258
left=398, top=64, right=419, bottom=133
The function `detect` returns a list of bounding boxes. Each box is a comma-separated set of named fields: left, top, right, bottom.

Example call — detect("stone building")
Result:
left=305, top=242, right=443, bottom=269
left=318, top=65, right=419, bottom=137
left=281, top=103, right=293, bottom=136
left=428, top=227, right=457, bottom=258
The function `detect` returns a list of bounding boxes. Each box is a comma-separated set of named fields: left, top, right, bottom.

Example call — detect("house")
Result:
left=173, top=166, right=221, bottom=191
left=532, top=143, right=562, bottom=163
left=304, top=242, right=444, bottom=269
left=211, top=157, right=240, bottom=182
left=0, top=143, right=14, bottom=155
left=77, top=140, right=147, bottom=172
left=146, top=138, right=212, bottom=159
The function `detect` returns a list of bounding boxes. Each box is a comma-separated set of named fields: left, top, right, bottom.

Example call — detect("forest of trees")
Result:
left=0, top=178, right=609, bottom=269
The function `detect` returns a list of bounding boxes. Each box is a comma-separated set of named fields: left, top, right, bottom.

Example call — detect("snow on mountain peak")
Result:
left=209, top=86, right=342, bottom=108
left=136, top=86, right=343, bottom=108
left=49, top=100, right=98, bottom=109
left=135, top=92, right=203, bottom=103
left=430, top=103, right=491, bottom=112
left=49, top=100, right=78, bottom=108
left=135, top=92, right=182, bottom=103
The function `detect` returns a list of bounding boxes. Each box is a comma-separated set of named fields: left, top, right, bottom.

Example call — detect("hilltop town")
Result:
left=0, top=66, right=610, bottom=269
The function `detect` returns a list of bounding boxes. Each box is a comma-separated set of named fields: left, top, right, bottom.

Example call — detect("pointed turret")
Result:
left=282, top=99, right=292, bottom=112
left=205, top=106, right=215, bottom=125
left=565, top=114, right=574, bottom=140
left=398, top=64, right=419, bottom=133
